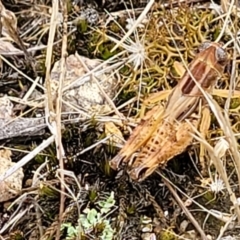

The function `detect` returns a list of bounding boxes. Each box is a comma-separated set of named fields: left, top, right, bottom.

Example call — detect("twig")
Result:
left=76, top=135, right=112, bottom=155
left=215, top=0, right=235, bottom=43
left=158, top=171, right=208, bottom=240
left=0, top=135, right=55, bottom=182
left=54, top=0, right=68, bottom=239
left=76, top=54, right=124, bottom=119
left=62, top=51, right=124, bottom=93
left=23, top=76, right=41, bottom=101
left=0, top=55, right=44, bottom=90
left=110, top=0, right=154, bottom=52
left=187, top=115, right=240, bottom=221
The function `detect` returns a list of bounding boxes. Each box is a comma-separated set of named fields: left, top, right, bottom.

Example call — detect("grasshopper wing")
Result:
left=109, top=105, right=165, bottom=170
left=128, top=117, right=199, bottom=181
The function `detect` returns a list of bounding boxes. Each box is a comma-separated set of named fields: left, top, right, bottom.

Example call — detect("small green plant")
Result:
left=61, top=223, right=78, bottom=240
left=61, top=191, right=115, bottom=240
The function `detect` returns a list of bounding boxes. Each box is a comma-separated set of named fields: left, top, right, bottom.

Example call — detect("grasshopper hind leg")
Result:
left=109, top=154, right=125, bottom=170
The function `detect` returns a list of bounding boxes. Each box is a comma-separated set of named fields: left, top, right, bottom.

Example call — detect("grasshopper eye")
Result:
left=215, top=47, right=228, bottom=64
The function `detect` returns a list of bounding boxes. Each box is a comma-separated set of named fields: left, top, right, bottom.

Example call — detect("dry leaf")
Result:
left=105, top=121, right=124, bottom=146
left=0, top=149, right=24, bottom=202
left=0, top=1, right=18, bottom=41
left=214, top=138, right=229, bottom=158
left=0, top=96, right=13, bottom=119
left=0, top=38, right=22, bottom=54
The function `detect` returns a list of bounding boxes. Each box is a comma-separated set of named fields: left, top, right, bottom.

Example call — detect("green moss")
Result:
left=99, top=157, right=114, bottom=177
left=89, top=188, right=98, bottom=202
left=39, top=185, right=59, bottom=199
left=158, top=229, right=178, bottom=240
left=74, top=18, right=88, bottom=33
left=98, top=42, right=117, bottom=59
left=230, top=98, right=240, bottom=109
left=126, top=204, right=136, bottom=215
left=202, top=191, right=215, bottom=203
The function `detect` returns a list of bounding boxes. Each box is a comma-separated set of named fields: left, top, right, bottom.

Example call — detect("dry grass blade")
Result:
left=0, top=55, right=44, bottom=90
left=157, top=169, right=237, bottom=239
left=44, top=0, right=58, bottom=116
left=187, top=112, right=240, bottom=222
left=54, top=0, right=68, bottom=239
left=75, top=54, right=123, bottom=119
left=0, top=135, right=55, bottom=182
left=110, top=0, right=154, bottom=52
left=159, top=171, right=208, bottom=240
left=215, top=0, right=235, bottom=42
left=0, top=0, right=36, bottom=73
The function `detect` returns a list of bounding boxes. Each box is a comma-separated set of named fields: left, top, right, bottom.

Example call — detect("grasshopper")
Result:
left=109, top=42, right=229, bottom=181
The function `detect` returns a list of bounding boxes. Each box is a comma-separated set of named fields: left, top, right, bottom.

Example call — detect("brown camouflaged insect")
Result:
left=110, top=42, right=229, bottom=181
